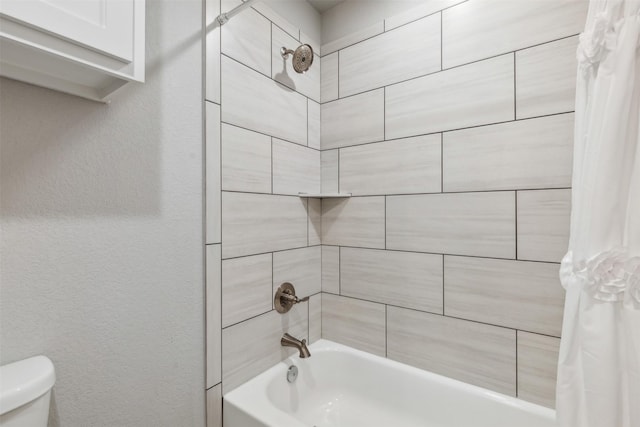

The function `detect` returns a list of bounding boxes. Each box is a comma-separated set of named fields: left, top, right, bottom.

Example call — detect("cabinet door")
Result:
left=0, top=0, right=134, bottom=61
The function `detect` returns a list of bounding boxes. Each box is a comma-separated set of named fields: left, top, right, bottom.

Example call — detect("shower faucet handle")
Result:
left=274, top=282, right=308, bottom=313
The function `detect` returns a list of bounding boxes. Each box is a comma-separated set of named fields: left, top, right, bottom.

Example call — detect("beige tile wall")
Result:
left=205, top=2, right=322, bottom=424
left=318, top=0, right=583, bottom=409
left=204, top=0, right=583, bottom=422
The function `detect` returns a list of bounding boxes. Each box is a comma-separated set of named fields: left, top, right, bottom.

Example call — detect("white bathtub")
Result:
left=223, top=340, right=556, bottom=427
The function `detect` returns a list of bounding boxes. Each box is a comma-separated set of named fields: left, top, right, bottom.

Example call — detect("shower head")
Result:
left=281, top=44, right=314, bottom=74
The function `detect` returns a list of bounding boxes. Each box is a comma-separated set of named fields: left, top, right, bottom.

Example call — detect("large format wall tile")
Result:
left=517, top=331, right=561, bottom=408
left=339, top=14, right=441, bottom=97
left=444, top=256, right=565, bottom=336
left=206, top=102, right=221, bottom=244
left=221, top=124, right=271, bottom=194
left=222, top=304, right=308, bottom=393
left=442, top=0, right=588, bottom=68
left=222, top=253, right=272, bottom=327
left=321, top=150, right=339, bottom=193
left=252, top=2, right=298, bottom=40
left=308, top=198, right=322, bottom=246
left=272, top=139, right=320, bottom=195
left=272, top=25, right=321, bottom=102
left=387, top=306, right=517, bottom=395
left=221, top=4, right=271, bottom=76
left=443, top=114, right=574, bottom=192
left=384, top=0, right=465, bottom=31
left=321, top=52, right=339, bottom=103
left=387, top=192, right=515, bottom=258
left=341, top=248, right=443, bottom=313
left=308, top=100, right=321, bottom=150
left=339, top=135, right=441, bottom=196
left=518, top=189, right=571, bottom=263
left=516, top=36, right=579, bottom=119
left=322, top=294, right=386, bottom=356
left=321, top=245, right=340, bottom=294
left=321, top=89, right=385, bottom=149
left=273, top=246, right=321, bottom=298
left=222, top=56, right=307, bottom=145
left=222, top=192, right=308, bottom=258
left=386, top=54, right=514, bottom=140
left=322, top=197, right=385, bottom=248
left=321, top=22, right=385, bottom=56
left=206, top=245, right=222, bottom=388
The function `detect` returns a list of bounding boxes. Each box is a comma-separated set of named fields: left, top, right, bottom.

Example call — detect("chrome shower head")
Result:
left=281, top=44, right=314, bottom=74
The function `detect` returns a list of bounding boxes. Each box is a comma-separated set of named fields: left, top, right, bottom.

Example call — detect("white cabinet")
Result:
left=0, top=0, right=145, bottom=102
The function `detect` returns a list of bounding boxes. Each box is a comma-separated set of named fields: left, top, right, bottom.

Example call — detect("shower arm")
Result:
left=216, top=0, right=258, bottom=26
left=280, top=47, right=295, bottom=59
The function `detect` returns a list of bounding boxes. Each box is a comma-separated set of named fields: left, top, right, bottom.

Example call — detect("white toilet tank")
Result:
left=0, top=356, right=55, bottom=427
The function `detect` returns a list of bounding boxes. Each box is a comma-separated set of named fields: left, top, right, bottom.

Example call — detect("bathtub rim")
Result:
left=223, top=339, right=556, bottom=426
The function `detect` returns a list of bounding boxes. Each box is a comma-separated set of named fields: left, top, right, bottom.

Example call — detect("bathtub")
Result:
left=223, top=339, right=556, bottom=427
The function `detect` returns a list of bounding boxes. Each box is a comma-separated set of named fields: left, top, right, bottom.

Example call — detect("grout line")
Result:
left=221, top=53, right=320, bottom=104
left=320, top=111, right=576, bottom=151
left=287, top=187, right=571, bottom=198
left=315, top=245, right=562, bottom=266
left=385, top=305, right=388, bottom=358
left=222, top=291, right=324, bottom=331
left=516, top=330, right=519, bottom=397
left=320, top=2, right=468, bottom=59
left=306, top=198, right=310, bottom=245
left=440, top=11, right=443, bottom=70
left=205, top=382, right=222, bottom=391
left=337, top=149, right=340, bottom=192
left=323, top=86, right=386, bottom=106
left=323, top=33, right=582, bottom=99
left=384, top=0, right=468, bottom=36
left=221, top=121, right=321, bottom=152
left=515, top=191, right=519, bottom=260
left=306, top=99, right=309, bottom=146
left=440, top=133, right=444, bottom=193
left=218, top=0, right=223, bottom=395
left=307, top=295, right=310, bottom=342
left=513, top=51, right=517, bottom=119
left=271, top=253, right=274, bottom=310
left=383, top=86, right=387, bottom=140
left=337, top=50, right=340, bottom=98
left=442, top=255, right=445, bottom=316
left=338, top=246, right=342, bottom=295
left=270, top=138, right=274, bottom=194
left=325, top=293, right=561, bottom=338
left=384, top=196, right=387, bottom=249
left=220, top=244, right=322, bottom=261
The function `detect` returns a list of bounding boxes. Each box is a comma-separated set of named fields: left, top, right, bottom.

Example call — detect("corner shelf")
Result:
left=298, top=192, right=352, bottom=198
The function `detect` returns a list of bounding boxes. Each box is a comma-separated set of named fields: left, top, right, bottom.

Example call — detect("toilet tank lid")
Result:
left=0, top=356, right=55, bottom=415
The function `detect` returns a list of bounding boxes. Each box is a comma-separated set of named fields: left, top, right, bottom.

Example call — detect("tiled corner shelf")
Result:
left=298, top=193, right=352, bottom=198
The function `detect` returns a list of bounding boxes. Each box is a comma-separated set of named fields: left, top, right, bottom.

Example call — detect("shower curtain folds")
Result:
left=556, top=1, right=640, bottom=426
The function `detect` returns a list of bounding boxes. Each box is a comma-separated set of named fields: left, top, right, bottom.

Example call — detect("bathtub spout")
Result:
left=281, top=333, right=311, bottom=358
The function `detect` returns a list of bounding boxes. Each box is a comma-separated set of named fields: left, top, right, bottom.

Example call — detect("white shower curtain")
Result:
left=556, top=1, right=640, bottom=426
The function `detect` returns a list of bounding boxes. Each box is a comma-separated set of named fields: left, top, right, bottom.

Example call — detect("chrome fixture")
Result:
left=216, top=0, right=258, bottom=26
left=281, top=333, right=311, bottom=358
left=280, top=44, right=314, bottom=74
left=286, top=365, right=298, bottom=383
left=274, top=282, right=309, bottom=314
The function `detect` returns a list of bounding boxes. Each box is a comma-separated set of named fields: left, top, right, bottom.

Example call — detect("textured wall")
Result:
left=0, top=1, right=205, bottom=425
left=204, top=2, right=322, bottom=425
left=319, top=0, right=588, bottom=409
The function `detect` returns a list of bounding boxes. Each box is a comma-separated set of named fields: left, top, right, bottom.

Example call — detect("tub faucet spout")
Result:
left=281, top=333, right=311, bottom=358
